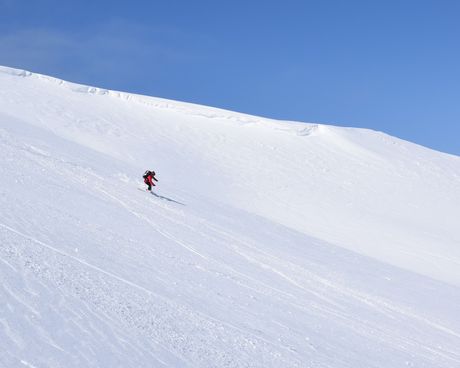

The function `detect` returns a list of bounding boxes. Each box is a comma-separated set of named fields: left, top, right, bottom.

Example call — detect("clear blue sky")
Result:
left=1, top=0, right=459, bottom=155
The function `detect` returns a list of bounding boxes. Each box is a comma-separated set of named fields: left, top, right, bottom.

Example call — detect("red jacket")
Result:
left=144, top=173, right=158, bottom=186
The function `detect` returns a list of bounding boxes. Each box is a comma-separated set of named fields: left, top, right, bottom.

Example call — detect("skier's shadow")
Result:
left=151, top=191, right=185, bottom=206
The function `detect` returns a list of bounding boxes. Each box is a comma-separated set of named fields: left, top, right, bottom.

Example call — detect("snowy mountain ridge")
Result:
left=1, top=66, right=459, bottom=367
left=0, top=65, right=297, bottom=127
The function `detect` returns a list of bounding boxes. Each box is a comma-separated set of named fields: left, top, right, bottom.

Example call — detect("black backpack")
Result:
left=143, top=170, right=151, bottom=179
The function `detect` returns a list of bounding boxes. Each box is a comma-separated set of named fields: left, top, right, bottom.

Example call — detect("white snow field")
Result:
left=0, top=66, right=459, bottom=368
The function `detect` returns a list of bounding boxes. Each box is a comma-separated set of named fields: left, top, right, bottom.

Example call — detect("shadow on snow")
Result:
left=150, top=191, right=185, bottom=206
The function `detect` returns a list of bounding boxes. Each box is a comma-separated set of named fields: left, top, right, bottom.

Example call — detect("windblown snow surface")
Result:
left=1, top=66, right=460, bottom=368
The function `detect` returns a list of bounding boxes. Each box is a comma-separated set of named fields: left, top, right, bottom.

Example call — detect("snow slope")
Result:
left=1, top=66, right=459, bottom=367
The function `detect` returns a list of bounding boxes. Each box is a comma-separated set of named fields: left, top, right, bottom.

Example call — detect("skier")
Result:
left=143, top=170, right=158, bottom=191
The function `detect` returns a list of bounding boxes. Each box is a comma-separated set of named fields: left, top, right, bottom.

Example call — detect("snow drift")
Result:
left=1, top=66, right=459, bottom=367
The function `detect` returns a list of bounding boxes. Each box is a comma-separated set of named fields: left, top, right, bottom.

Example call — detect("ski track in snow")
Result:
left=0, top=223, right=303, bottom=367
left=3, top=217, right=460, bottom=367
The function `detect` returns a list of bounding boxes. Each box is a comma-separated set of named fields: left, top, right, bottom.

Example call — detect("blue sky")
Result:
left=1, top=0, right=459, bottom=155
